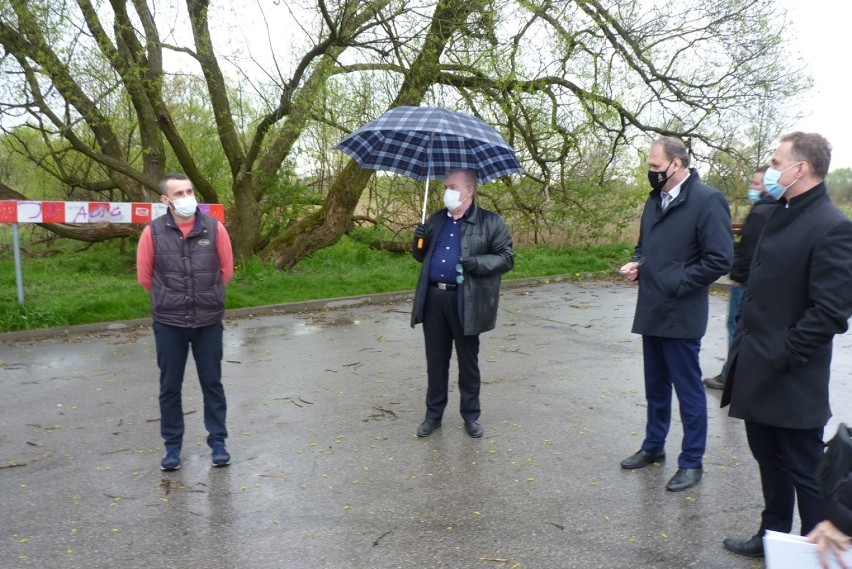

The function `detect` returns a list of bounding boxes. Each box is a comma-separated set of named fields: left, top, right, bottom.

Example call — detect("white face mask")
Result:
left=443, top=189, right=463, bottom=210
left=169, top=195, right=197, bottom=217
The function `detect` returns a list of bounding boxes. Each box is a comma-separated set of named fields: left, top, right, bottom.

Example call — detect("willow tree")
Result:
left=0, top=0, right=806, bottom=267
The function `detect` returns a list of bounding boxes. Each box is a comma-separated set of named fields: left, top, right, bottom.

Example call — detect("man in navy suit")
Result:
left=619, top=137, right=733, bottom=492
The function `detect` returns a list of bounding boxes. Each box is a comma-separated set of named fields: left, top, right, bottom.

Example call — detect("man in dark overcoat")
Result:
left=703, top=165, right=776, bottom=390
left=721, top=132, right=852, bottom=558
left=619, top=136, right=733, bottom=492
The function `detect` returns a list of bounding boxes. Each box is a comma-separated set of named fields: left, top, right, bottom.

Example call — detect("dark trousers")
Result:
left=745, top=421, right=826, bottom=535
left=422, top=286, right=481, bottom=421
left=641, top=335, right=706, bottom=468
left=153, top=321, right=227, bottom=448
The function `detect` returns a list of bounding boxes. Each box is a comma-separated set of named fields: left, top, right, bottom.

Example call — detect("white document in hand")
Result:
left=764, top=530, right=852, bottom=569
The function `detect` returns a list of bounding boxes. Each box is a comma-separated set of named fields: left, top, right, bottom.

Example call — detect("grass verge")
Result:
left=0, top=236, right=632, bottom=333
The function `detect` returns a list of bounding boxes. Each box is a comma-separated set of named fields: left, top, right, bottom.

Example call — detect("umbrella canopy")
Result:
left=335, top=106, right=523, bottom=185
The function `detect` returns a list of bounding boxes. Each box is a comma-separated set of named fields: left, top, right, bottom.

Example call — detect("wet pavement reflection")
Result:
left=2, top=280, right=851, bottom=568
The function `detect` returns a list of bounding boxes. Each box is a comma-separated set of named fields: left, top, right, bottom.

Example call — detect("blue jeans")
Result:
left=153, top=321, right=227, bottom=448
left=721, top=284, right=745, bottom=378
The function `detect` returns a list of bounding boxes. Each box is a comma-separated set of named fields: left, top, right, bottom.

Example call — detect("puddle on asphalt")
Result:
left=291, top=322, right=323, bottom=336
left=296, top=316, right=360, bottom=332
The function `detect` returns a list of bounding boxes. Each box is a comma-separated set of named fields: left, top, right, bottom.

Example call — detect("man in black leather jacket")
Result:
left=410, top=169, right=514, bottom=439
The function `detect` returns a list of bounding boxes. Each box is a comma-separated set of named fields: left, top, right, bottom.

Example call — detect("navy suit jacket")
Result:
left=631, top=169, right=733, bottom=339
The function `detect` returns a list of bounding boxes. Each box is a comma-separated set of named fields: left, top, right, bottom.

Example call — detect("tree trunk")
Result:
left=259, top=0, right=476, bottom=269
left=38, top=223, right=139, bottom=242
left=228, top=173, right=261, bottom=263
left=261, top=162, right=373, bottom=269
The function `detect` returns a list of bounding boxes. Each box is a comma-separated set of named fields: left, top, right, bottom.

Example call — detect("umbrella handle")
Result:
left=416, top=135, right=433, bottom=250
left=417, top=175, right=429, bottom=250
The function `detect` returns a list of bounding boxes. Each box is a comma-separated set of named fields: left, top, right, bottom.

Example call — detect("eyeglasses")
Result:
left=455, top=263, right=464, bottom=284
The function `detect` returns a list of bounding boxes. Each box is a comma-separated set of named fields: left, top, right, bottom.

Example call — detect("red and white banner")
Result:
left=0, top=201, right=225, bottom=224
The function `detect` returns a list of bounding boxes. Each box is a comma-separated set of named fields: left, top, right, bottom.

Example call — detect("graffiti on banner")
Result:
left=0, top=201, right=225, bottom=224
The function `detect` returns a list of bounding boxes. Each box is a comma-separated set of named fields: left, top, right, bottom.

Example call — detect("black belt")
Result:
left=431, top=282, right=457, bottom=290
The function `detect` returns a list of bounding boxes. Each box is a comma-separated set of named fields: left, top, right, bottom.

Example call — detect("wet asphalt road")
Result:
left=2, top=280, right=851, bottom=569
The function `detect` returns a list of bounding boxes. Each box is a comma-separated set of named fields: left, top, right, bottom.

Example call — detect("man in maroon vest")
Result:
left=137, top=173, right=234, bottom=471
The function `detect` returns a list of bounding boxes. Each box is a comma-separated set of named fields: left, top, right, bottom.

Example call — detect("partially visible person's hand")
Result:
left=414, top=224, right=427, bottom=240
left=619, top=261, right=640, bottom=282
left=459, top=257, right=478, bottom=273
left=807, top=520, right=851, bottom=569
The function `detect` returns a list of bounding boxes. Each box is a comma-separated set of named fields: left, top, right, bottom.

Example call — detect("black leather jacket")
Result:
left=411, top=203, right=514, bottom=335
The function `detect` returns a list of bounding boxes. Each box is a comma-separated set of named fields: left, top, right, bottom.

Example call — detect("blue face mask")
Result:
left=764, top=161, right=801, bottom=200
left=747, top=189, right=762, bottom=203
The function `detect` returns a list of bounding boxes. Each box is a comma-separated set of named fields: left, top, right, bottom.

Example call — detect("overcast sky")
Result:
left=777, top=0, right=851, bottom=170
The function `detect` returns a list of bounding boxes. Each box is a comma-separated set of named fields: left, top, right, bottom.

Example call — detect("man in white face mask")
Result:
left=136, top=172, right=234, bottom=472
left=410, top=169, right=514, bottom=439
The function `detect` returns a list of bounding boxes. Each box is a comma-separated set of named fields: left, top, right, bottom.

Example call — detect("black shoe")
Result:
left=464, top=420, right=483, bottom=438
left=666, top=468, right=702, bottom=491
left=417, top=419, right=441, bottom=437
left=703, top=374, right=726, bottom=390
left=620, top=450, right=665, bottom=469
left=723, top=535, right=764, bottom=557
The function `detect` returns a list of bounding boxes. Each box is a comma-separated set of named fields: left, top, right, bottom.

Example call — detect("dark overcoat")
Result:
left=730, top=195, right=777, bottom=283
left=631, top=169, right=733, bottom=339
left=410, top=203, right=514, bottom=336
left=722, top=183, right=852, bottom=428
left=828, top=473, right=852, bottom=536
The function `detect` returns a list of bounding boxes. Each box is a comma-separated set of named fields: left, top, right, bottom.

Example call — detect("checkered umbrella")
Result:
left=335, top=106, right=523, bottom=223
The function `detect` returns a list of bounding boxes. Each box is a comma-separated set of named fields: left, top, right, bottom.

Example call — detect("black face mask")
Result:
left=647, top=159, right=675, bottom=191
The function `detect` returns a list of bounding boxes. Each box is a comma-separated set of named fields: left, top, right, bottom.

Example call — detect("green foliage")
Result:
left=257, top=170, right=322, bottom=240
left=490, top=172, right=645, bottom=247
left=0, top=0, right=813, bottom=268
left=512, top=243, right=632, bottom=279
left=0, top=231, right=631, bottom=333
left=160, top=75, right=233, bottom=200
left=0, top=237, right=148, bottom=331
left=827, top=168, right=852, bottom=204
left=227, top=235, right=422, bottom=307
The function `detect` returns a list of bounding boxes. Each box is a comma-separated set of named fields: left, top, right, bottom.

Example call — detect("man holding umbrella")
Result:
left=334, top=106, right=522, bottom=437
left=410, top=169, right=514, bottom=439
